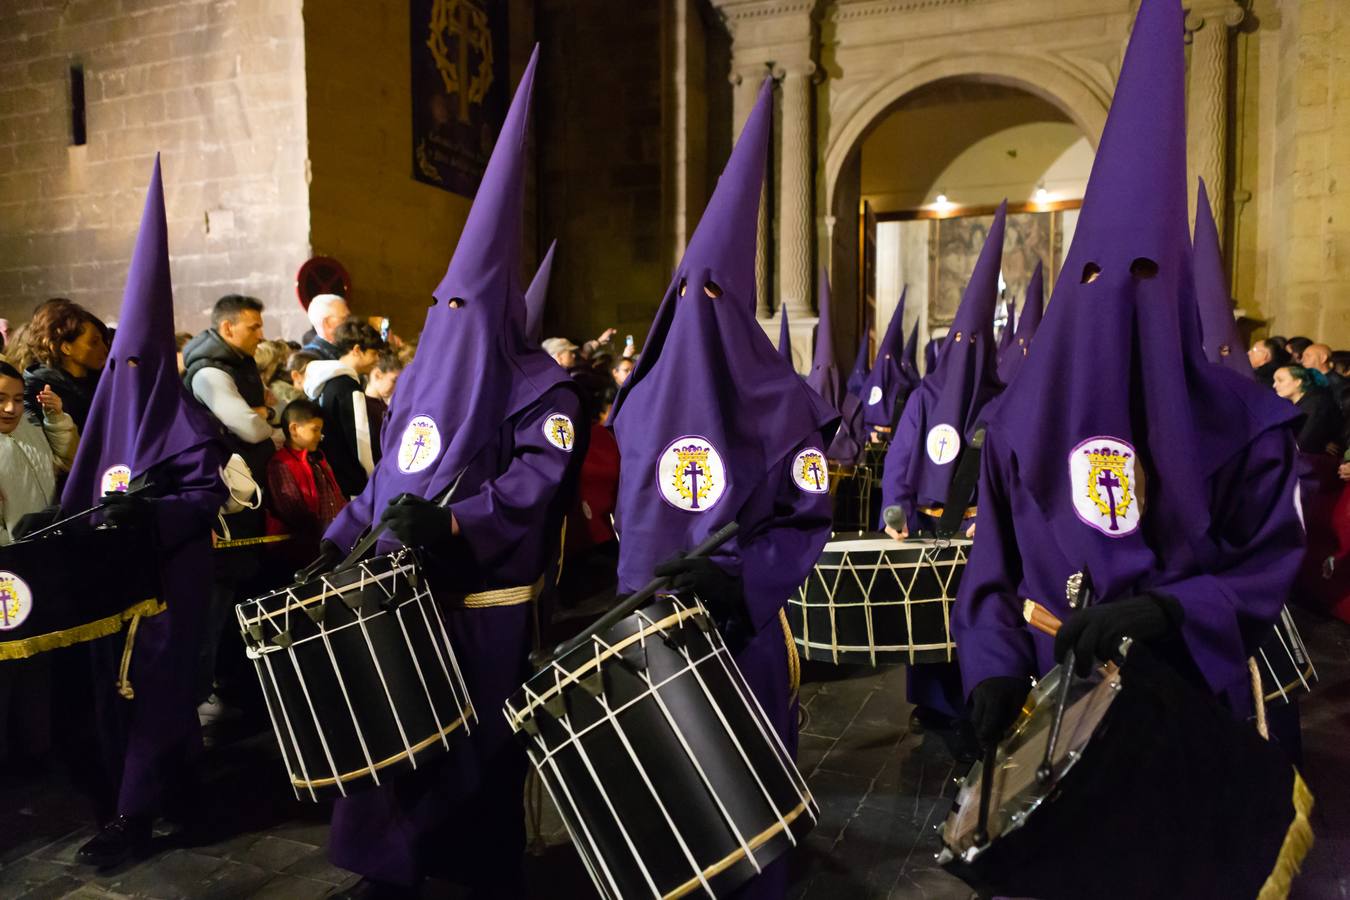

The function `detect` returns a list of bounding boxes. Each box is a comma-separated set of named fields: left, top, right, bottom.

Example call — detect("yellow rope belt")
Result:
left=1257, top=771, right=1314, bottom=899
left=779, top=609, right=801, bottom=701
left=460, top=577, right=544, bottom=609
left=0, top=597, right=164, bottom=661
left=213, top=534, right=292, bottom=550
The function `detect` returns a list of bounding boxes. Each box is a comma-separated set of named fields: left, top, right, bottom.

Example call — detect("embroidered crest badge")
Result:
left=0, top=571, right=33, bottom=631
left=398, top=415, right=442, bottom=474
left=101, top=464, right=131, bottom=496
left=1069, top=436, right=1142, bottom=537
left=867, top=385, right=883, bottom=406
left=926, top=424, right=961, bottom=465
left=792, top=448, right=829, bottom=493
left=657, top=436, right=728, bottom=513
left=542, top=413, right=576, bottom=451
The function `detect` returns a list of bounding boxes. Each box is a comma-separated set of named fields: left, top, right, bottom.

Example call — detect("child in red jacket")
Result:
left=266, top=398, right=346, bottom=568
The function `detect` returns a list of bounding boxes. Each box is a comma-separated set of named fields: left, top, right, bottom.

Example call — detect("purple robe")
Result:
left=324, top=384, right=586, bottom=887
left=953, top=0, right=1301, bottom=705
left=609, top=78, right=836, bottom=900
left=60, top=157, right=227, bottom=818
left=94, top=444, right=226, bottom=816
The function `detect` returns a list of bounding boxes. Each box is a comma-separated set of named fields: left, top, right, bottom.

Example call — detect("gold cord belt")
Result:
left=460, top=576, right=544, bottom=609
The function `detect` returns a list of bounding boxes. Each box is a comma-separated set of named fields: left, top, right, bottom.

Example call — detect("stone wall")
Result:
left=1261, top=0, right=1350, bottom=344
left=0, top=0, right=312, bottom=338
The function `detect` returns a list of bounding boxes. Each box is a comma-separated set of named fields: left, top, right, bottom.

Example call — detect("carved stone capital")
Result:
left=1185, top=1, right=1245, bottom=36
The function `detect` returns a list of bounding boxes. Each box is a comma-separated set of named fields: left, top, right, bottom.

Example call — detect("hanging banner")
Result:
left=410, top=0, right=509, bottom=197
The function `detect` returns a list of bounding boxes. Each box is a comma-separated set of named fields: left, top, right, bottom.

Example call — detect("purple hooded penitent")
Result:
left=883, top=203, right=1006, bottom=521
left=860, top=290, right=916, bottom=429
left=806, top=268, right=843, bottom=406
left=845, top=329, right=869, bottom=398
left=523, top=238, right=556, bottom=346
left=955, top=0, right=1301, bottom=701
left=997, top=261, right=1044, bottom=384
left=63, top=156, right=220, bottom=512
left=777, top=302, right=792, bottom=362
left=1194, top=179, right=1250, bottom=377
left=329, top=48, right=567, bottom=548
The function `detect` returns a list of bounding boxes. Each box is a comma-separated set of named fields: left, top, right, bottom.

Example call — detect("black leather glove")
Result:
left=13, top=505, right=61, bottom=539
left=1054, top=593, right=1184, bottom=676
left=652, top=553, right=747, bottom=627
left=100, top=491, right=152, bottom=529
left=380, top=493, right=455, bottom=553
left=969, top=675, right=1031, bottom=750
left=296, top=539, right=344, bottom=583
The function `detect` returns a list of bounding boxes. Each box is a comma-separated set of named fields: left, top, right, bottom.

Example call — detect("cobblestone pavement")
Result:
left=2, top=608, right=1347, bottom=899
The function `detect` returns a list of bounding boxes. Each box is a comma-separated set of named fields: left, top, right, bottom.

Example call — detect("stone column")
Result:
left=776, top=61, right=815, bottom=316
left=731, top=67, right=771, bottom=317
left=1185, top=1, right=1245, bottom=237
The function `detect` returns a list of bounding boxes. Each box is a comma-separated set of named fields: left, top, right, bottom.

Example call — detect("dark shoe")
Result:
left=327, top=878, right=418, bottom=900
left=75, top=814, right=151, bottom=867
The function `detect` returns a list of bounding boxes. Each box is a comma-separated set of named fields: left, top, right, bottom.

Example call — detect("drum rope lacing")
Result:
left=507, top=598, right=817, bottom=899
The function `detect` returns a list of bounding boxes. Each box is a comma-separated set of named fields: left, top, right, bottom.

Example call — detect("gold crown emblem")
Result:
left=1085, top=446, right=1130, bottom=469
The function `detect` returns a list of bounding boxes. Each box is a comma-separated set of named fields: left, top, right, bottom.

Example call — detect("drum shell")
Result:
left=789, top=535, right=966, bottom=666
left=507, top=597, right=815, bottom=899
left=239, top=551, right=473, bottom=799
left=942, top=648, right=1303, bottom=900
left=1254, top=606, right=1317, bottom=704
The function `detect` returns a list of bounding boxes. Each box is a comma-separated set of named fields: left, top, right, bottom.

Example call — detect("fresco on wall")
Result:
left=930, top=210, right=1063, bottom=324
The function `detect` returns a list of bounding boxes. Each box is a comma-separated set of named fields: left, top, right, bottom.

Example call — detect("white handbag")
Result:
left=220, top=452, right=262, bottom=515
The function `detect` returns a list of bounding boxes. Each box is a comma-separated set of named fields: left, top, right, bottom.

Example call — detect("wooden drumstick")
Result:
left=1022, top=599, right=1063, bottom=637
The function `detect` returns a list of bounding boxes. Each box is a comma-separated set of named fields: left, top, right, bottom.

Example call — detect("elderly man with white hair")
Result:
left=303, top=293, right=350, bottom=360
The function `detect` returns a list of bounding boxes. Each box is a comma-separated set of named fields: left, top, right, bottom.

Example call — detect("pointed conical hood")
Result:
left=894, top=202, right=1007, bottom=511
left=610, top=76, right=838, bottom=593
left=340, top=46, right=571, bottom=541
left=778, top=303, right=792, bottom=362
left=996, top=296, right=1016, bottom=358
left=62, top=155, right=220, bottom=511
left=807, top=267, right=844, bottom=408
left=985, top=0, right=1293, bottom=603
left=846, top=329, right=870, bottom=397
left=1193, top=179, right=1250, bottom=377
left=901, top=318, right=920, bottom=387
left=997, top=260, right=1044, bottom=383
left=524, top=239, right=556, bottom=346
left=861, top=289, right=912, bottom=428
left=924, top=336, right=942, bottom=374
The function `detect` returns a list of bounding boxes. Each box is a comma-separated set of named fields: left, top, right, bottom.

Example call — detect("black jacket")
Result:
left=23, top=364, right=99, bottom=431
left=312, top=369, right=371, bottom=498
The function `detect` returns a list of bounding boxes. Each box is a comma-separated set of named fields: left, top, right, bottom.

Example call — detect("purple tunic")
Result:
left=953, top=0, right=1301, bottom=708
left=954, top=424, right=1303, bottom=702
left=324, top=383, right=586, bottom=887
left=97, top=443, right=227, bottom=817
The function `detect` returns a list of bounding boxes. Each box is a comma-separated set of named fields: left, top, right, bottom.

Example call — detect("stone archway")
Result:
left=823, top=53, right=1111, bottom=227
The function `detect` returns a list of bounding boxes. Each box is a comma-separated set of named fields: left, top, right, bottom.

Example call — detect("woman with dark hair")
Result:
left=22, top=298, right=109, bottom=430
left=1274, top=364, right=1343, bottom=453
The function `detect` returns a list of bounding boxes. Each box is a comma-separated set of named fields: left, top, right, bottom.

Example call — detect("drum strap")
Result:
left=918, top=505, right=977, bottom=521
left=0, top=597, right=164, bottom=662
left=461, top=576, right=545, bottom=609
left=779, top=609, right=801, bottom=701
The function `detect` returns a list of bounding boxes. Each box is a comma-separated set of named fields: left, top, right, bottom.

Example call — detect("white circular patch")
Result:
left=101, top=464, right=131, bottom=496
left=397, top=414, right=442, bottom=474
left=657, top=436, right=728, bottom=513
left=1068, top=436, right=1142, bottom=538
left=792, top=448, right=830, bottom=493
left=867, top=385, right=883, bottom=406
left=542, top=413, right=576, bottom=451
left=926, top=424, right=961, bottom=466
left=0, top=571, right=33, bottom=631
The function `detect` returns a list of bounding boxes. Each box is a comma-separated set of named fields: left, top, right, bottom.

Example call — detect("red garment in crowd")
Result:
left=265, top=445, right=347, bottom=565
left=566, top=420, right=620, bottom=551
